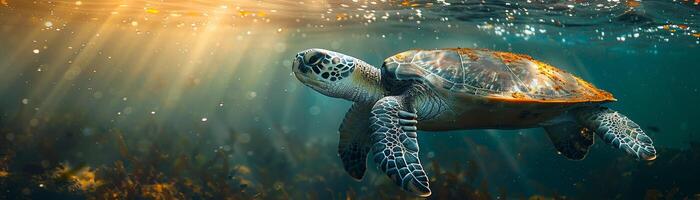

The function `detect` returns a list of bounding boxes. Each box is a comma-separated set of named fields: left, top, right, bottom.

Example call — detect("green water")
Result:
left=0, top=0, right=699, bottom=199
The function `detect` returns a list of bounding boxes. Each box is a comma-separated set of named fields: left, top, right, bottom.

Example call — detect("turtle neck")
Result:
left=336, top=61, right=385, bottom=104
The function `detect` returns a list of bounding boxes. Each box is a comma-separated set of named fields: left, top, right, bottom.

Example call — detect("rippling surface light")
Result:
left=0, top=0, right=699, bottom=199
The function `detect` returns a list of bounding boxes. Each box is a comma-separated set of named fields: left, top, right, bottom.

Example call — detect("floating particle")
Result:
left=150, top=111, right=156, bottom=115
left=274, top=42, right=286, bottom=53
left=201, top=118, right=208, bottom=122
left=246, top=91, right=257, bottom=99
left=145, top=8, right=159, bottom=14
left=131, top=21, right=138, bottom=26
left=330, top=41, right=341, bottom=49
left=123, top=107, right=132, bottom=114
left=238, top=133, right=251, bottom=143
left=32, top=49, right=40, bottom=54
left=44, top=21, right=53, bottom=27
left=626, top=0, right=640, bottom=7
left=236, top=165, right=251, bottom=174
left=309, top=106, right=321, bottom=115
left=22, top=98, right=28, bottom=104
left=75, top=1, right=82, bottom=6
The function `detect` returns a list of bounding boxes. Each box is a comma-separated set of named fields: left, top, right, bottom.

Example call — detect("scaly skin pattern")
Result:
left=400, top=83, right=449, bottom=121
left=338, top=103, right=372, bottom=179
left=576, top=107, right=657, bottom=160
left=336, top=62, right=384, bottom=104
left=369, top=96, right=431, bottom=197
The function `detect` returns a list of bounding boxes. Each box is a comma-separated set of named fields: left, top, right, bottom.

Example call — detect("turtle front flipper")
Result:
left=576, top=107, right=657, bottom=160
left=370, top=96, right=431, bottom=197
left=544, top=121, right=595, bottom=160
left=338, top=103, right=373, bottom=180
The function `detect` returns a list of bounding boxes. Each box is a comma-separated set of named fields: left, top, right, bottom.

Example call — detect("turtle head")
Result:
left=293, top=48, right=364, bottom=99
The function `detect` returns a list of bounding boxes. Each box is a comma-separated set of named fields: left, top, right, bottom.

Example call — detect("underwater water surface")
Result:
left=0, top=0, right=699, bottom=199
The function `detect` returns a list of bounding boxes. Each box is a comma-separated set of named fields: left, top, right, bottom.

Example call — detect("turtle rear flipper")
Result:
left=338, top=103, right=373, bottom=180
left=544, top=121, right=594, bottom=160
left=370, top=96, right=431, bottom=197
left=576, top=107, right=657, bottom=160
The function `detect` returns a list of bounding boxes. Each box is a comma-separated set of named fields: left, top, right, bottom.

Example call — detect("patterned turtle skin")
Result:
left=382, top=48, right=614, bottom=103
left=291, top=48, right=656, bottom=197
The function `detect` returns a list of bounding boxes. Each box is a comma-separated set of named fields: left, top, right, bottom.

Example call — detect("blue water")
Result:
left=0, top=0, right=698, bottom=199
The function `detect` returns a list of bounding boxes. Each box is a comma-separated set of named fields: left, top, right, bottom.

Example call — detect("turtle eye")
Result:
left=304, top=51, right=324, bottom=66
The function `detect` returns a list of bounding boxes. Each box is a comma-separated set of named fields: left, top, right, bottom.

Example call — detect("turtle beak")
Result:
left=293, top=52, right=309, bottom=74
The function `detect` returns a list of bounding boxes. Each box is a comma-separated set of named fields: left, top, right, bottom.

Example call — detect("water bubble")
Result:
left=32, top=49, right=40, bottom=54
left=201, top=117, right=208, bottom=122
left=123, top=107, right=133, bottom=114
left=21, top=98, right=28, bottom=104
left=273, top=182, right=284, bottom=190
left=246, top=91, right=257, bottom=100
left=5, top=133, right=14, bottom=141
left=65, top=68, right=81, bottom=80
left=330, top=41, right=341, bottom=49
left=238, top=133, right=251, bottom=143
left=282, top=59, right=292, bottom=67
left=82, top=127, right=94, bottom=136
left=44, top=21, right=53, bottom=27
left=274, top=42, right=286, bottom=53
left=309, top=106, right=321, bottom=115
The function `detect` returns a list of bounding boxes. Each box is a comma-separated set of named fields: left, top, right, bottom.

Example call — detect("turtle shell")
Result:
left=382, top=48, right=615, bottom=103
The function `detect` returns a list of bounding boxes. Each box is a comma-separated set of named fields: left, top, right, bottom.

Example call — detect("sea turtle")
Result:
left=291, top=48, right=656, bottom=197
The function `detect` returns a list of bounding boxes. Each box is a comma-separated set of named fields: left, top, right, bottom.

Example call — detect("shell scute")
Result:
left=383, top=48, right=615, bottom=103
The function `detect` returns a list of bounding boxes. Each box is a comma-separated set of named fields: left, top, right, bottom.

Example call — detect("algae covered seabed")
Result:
left=1, top=0, right=699, bottom=199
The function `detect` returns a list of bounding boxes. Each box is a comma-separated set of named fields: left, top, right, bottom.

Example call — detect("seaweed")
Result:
left=1, top=107, right=699, bottom=199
